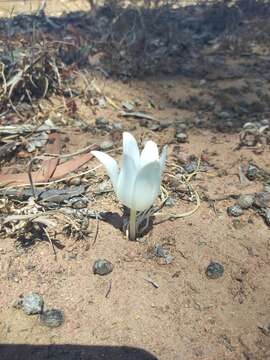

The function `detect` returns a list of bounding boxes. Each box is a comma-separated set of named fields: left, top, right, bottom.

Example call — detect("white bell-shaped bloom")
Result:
left=92, top=132, right=167, bottom=212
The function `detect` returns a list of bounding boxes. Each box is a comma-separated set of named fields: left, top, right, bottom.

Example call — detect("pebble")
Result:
left=264, top=184, right=270, bottom=193
left=96, top=180, right=112, bottom=194
left=93, top=259, right=114, bottom=275
left=153, top=244, right=166, bottom=258
left=100, top=140, right=114, bottom=151
left=22, top=292, right=44, bottom=315
left=184, top=161, right=197, bottom=174
left=40, top=309, right=64, bottom=328
left=165, top=196, right=177, bottom=207
left=258, top=323, right=270, bottom=336
left=95, top=117, right=108, bottom=128
left=176, top=132, right=188, bottom=143
left=236, top=194, right=254, bottom=209
left=264, top=209, right=270, bottom=226
left=254, top=192, right=270, bottom=208
left=227, top=205, right=244, bottom=217
left=68, top=177, right=81, bottom=186
left=153, top=244, right=173, bottom=264
left=71, top=198, right=88, bottom=209
left=206, top=262, right=224, bottom=279
left=113, top=123, right=123, bottom=131
left=246, top=164, right=258, bottom=181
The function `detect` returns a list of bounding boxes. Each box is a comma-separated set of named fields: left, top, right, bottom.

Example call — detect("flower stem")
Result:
left=129, top=208, right=137, bottom=241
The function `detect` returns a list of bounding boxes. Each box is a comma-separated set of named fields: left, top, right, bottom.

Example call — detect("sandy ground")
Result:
left=0, top=1, right=270, bottom=360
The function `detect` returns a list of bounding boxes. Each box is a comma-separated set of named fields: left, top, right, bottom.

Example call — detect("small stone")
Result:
left=184, top=161, right=197, bottom=174
left=246, top=164, right=258, bottom=181
left=177, top=123, right=187, bottom=131
left=71, top=198, right=88, bottom=209
left=258, top=323, right=270, bottom=336
left=96, top=117, right=108, bottom=128
left=22, top=292, right=44, bottom=315
left=100, top=140, right=114, bottom=151
left=236, top=194, right=254, bottom=209
left=93, top=259, right=114, bottom=276
left=153, top=244, right=166, bottom=258
left=206, top=262, right=224, bottom=279
left=264, top=209, right=270, bottom=226
left=68, top=177, right=81, bottom=186
left=165, top=196, right=177, bottom=207
left=264, top=185, right=270, bottom=193
left=227, top=205, right=244, bottom=217
left=40, top=309, right=64, bottom=328
left=176, top=132, right=188, bottom=143
left=113, top=123, right=123, bottom=131
left=159, top=120, right=172, bottom=129
left=254, top=192, right=270, bottom=208
left=216, top=111, right=230, bottom=119
left=96, top=180, right=112, bottom=194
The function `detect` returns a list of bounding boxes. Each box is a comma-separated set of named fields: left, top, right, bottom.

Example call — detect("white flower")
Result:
left=92, top=132, right=167, bottom=212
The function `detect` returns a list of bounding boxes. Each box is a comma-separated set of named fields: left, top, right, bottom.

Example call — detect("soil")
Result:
left=0, top=1, right=270, bottom=360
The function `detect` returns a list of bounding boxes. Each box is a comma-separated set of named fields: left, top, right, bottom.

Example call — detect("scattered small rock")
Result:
left=206, top=262, right=224, bottom=279
left=263, top=208, right=270, bottom=226
left=236, top=194, right=254, bottom=209
left=96, top=117, right=108, bottom=128
left=22, top=292, right=44, bottom=315
left=96, top=180, right=112, bottom=194
left=258, top=323, right=270, bottom=336
left=40, top=309, right=64, bottom=328
left=165, top=196, right=177, bottom=207
left=153, top=244, right=173, bottom=264
left=254, top=192, right=270, bottom=208
left=246, top=164, right=258, bottom=181
left=184, top=161, right=197, bottom=174
left=93, top=259, right=114, bottom=276
left=113, top=123, right=123, bottom=131
left=100, top=140, right=114, bottom=151
left=227, top=205, right=244, bottom=217
left=71, top=198, right=88, bottom=209
left=176, top=132, right=188, bottom=143
left=68, top=177, right=81, bottom=186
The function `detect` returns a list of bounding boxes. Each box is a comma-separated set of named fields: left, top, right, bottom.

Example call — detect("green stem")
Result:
left=129, top=208, right=137, bottom=241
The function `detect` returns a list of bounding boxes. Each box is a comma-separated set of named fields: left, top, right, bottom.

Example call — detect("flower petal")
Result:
left=123, top=132, right=140, bottom=167
left=91, top=151, right=119, bottom=189
left=159, top=145, right=167, bottom=176
left=116, top=154, right=137, bottom=209
left=140, top=140, right=159, bottom=168
left=131, top=161, right=160, bottom=211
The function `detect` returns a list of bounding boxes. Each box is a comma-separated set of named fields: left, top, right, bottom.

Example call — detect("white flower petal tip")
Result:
left=92, top=132, right=167, bottom=212
left=91, top=150, right=119, bottom=188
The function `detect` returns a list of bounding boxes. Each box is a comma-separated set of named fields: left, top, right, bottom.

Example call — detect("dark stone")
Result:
left=246, top=164, right=258, bottom=181
left=40, top=309, right=64, bottom=328
left=93, top=259, right=114, bottom=276
left=206, top=262, right=224, bottom=279
left=227, top=205, right=244, bottom=217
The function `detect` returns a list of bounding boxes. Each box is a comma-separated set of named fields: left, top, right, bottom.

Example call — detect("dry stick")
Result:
left=105, top=280, right=112, bottom=298
left=0, top=62, right=7, bottom=95
left=92, top=212, right=100, bottom=247
left=43, top=226, right=57, bottom=261
left=27, top=158, right=37, bottom=199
